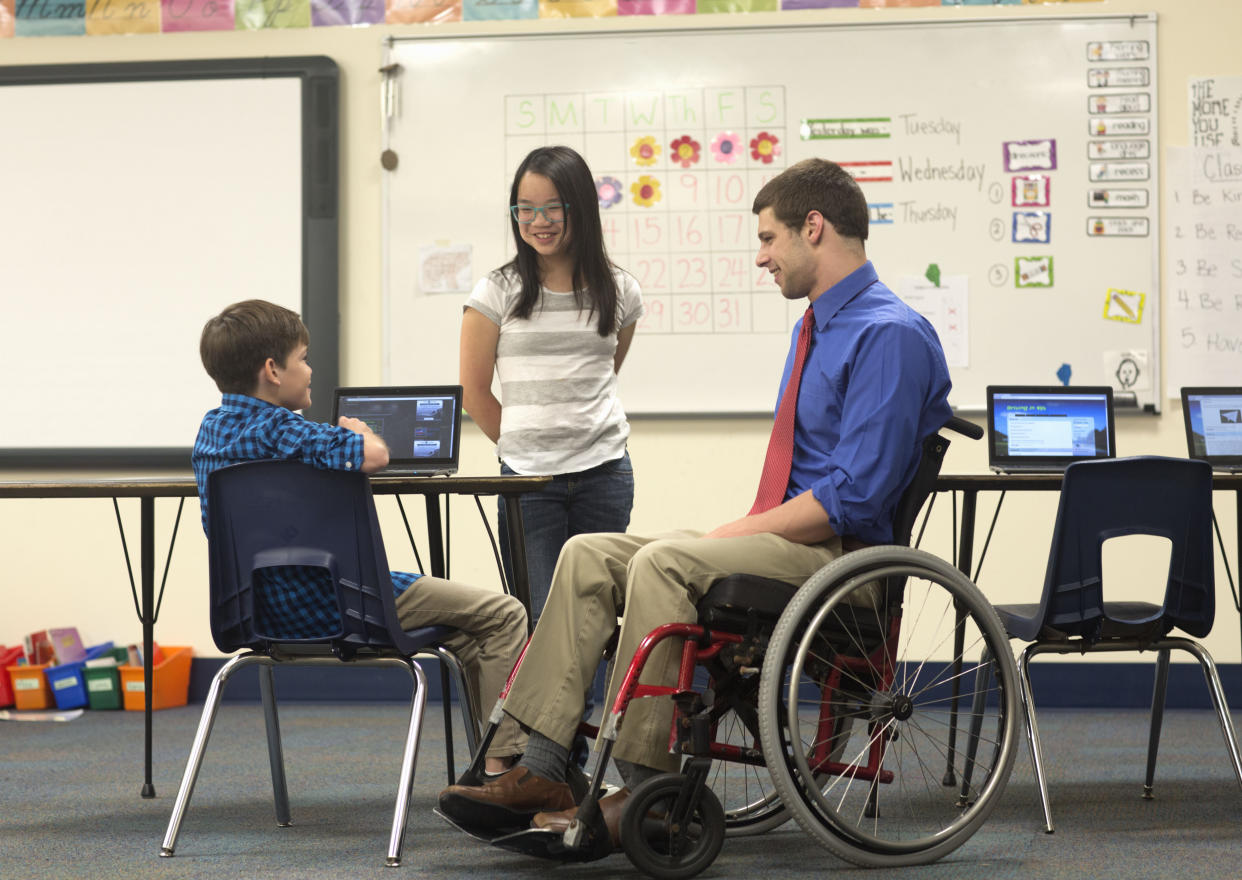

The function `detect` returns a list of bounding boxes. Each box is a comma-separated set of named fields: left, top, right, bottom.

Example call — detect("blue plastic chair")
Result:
left=962, top=455, right=1242, bottom=832
left=160, top=460, right=480, bottom=866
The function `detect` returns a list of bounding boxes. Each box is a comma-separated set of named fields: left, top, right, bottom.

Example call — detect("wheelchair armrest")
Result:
left=943, top=416, right=983, bottom=441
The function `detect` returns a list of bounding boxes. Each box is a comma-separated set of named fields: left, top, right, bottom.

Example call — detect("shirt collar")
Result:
left=809, top=261, right=879, bottom=329
left=219, top=392, right=281, bottom=413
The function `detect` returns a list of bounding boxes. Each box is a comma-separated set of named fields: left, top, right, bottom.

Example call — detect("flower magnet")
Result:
left=669, top=135, right=701, bottom=168
left=596, top=176, right=623, bottom=210
left=710, top=131, right=742, bottom=165
left=750, top=131, right=781, bottom=164
left=630, top=136, right=660, bottom=167
left=631, top=175, right=662, bottom=207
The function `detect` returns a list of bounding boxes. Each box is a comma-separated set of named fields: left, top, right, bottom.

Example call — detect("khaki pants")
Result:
left=394, top=576, right=527, bottom=758
left=502, top=530, right=844, bottom=772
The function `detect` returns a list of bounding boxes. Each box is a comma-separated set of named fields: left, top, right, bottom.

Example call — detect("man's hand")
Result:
left=703, top=515, right=765, bottom=539
left=704, top=490, right=836, bottom=545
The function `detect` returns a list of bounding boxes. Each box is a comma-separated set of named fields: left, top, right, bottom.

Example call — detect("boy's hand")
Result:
left=339, top=416, right=390, bottom=472
left=338, top=416, right=372, bottom=435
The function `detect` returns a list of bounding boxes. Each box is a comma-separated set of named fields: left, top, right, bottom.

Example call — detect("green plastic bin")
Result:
left=82, top=646, right=129, bottom=711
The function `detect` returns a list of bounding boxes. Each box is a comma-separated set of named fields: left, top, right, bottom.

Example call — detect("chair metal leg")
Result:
left=1144, top=648, right=1171, bottom=799
left=439, top=662, right=455, bottom=783
left=161, top=654, right=264, bottom=857
left=942, top=601, right=967, bottom=786
left=1178, top=639, right=1242, bottom=790
left=434, top=646, right=480, bottom=757
left=1016, top=645, right=1055, bottom=834
left=957, top=646, right=994, bottom=806
left=386, top=658, right=429, bottom=868
left=259, top=664, right=292, bottom=825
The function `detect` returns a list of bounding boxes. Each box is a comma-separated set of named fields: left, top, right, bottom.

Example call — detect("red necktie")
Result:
left=750, top=305, right=815, bottom=515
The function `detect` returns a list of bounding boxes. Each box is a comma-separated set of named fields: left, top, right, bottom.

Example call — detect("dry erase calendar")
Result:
left=503, top=86, right=789, bottom=338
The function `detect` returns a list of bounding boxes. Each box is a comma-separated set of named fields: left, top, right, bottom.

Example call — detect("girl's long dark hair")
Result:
left=501, top=146, right=619, bottom=337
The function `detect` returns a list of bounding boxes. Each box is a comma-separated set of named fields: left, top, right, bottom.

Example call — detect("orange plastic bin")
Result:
left=7, top=664, right=52, bottom=710
left=119, top=646, right=193, bottom=711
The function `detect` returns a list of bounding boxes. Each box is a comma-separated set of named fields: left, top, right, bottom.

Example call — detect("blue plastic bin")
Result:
left=45, top=642, right=115, bottom=710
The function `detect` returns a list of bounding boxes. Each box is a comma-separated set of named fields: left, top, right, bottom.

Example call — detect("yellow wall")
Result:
left=2, top=0, right=1241, bottom=665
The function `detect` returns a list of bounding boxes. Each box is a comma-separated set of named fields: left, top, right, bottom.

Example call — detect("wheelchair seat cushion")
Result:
left=698, top=574, right=801, bottom=630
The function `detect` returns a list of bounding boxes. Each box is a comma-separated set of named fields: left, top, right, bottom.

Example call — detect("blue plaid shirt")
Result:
left=192, top=393, right=419, bottom=640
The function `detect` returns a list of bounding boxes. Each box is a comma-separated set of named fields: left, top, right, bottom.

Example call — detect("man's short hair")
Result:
left=200, top=299, right=309, bottom=394
left=752, top=158, right=869, bottom=243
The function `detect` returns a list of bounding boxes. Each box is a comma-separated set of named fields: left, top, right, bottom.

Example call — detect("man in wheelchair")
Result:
left=439, top=158, right=953, bottom=851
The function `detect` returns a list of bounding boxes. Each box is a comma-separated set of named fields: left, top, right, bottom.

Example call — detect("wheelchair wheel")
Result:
left=757, top=546, right=1018, bottom=868
left=621, top=773, right=726, bottom=880
left=706, top=701, right=789, bottom=835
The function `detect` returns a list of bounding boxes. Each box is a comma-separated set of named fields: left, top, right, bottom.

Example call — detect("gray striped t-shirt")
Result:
left=465, top=268, right=644, bottom=475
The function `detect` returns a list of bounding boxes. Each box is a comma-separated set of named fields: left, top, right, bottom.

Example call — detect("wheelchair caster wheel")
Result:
left=621, top=773, right=725, bottom=880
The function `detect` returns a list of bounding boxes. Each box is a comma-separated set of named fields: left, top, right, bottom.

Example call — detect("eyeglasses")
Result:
left=510, top=203, right=567, bottom=224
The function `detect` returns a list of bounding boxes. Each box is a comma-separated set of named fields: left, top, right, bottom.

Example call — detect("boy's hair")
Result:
left=752, top=158, right=870, bottom=243
left=200, top=299, right=309, bottom=394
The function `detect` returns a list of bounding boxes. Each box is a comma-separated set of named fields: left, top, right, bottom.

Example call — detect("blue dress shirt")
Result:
left=774, top=261, right=953, bottom=545
left=192, top=393, right=419, bottom=640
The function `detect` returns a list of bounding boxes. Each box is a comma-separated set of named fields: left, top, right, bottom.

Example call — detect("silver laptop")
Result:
left=1181, top=387, right=1242, bottom=473
left=331, top=385, right=463, bottom=476
left=986, top=385, right=1116, bottom=473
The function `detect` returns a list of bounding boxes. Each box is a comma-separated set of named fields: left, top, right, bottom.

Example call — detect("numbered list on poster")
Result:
left=1166, top=145, right=1242, bottom=393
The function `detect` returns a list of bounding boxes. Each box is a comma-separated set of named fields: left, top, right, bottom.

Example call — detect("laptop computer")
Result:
left=1181, top=387, right=1242, bottom=472
left=330, top=385, right=463, bottom=476
left=986, top=385, right=1116, bottom=473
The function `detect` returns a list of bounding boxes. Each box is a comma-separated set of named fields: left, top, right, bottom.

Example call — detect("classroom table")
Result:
left=0, top=472, right=549, bottom=799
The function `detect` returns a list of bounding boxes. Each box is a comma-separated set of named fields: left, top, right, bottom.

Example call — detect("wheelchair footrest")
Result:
left=490, top=826, right=612, bottom=863
left=433, top=808, right=528, bottom=843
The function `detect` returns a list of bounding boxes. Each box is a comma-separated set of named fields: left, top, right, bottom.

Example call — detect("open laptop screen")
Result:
left=1181, top=387, right=1242, bottom=470
left=987, top=386, right=1116, bottom=472
left=331, top=385, right=462, bottom=475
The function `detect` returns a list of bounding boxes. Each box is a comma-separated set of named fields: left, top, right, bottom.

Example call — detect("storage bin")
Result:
left=119, top=646, right=193, bottom=711
left=0, top=646, right=24, bottom=708
left=7, top=664, right=52, bottom=711
left=82, top=646, right=129, bottom=711
left=46, top=642, right=116, bottom=710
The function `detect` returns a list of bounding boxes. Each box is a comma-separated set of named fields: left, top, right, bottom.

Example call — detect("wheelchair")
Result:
left=442, top=419, right=1021, bottom=878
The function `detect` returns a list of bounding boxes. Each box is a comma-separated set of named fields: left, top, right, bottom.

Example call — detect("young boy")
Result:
left=192, top=299, right=526, bottom=774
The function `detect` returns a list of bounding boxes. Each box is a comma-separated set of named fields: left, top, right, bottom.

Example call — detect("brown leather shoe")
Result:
left=531, top=787, right=631, bottom=848
left=438, top=767, right=576, bottom=831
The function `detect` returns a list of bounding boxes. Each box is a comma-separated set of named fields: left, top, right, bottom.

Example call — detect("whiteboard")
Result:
left=383, top=15, right=1160, bottom=414
left=0, top=57, right=340, bottom=466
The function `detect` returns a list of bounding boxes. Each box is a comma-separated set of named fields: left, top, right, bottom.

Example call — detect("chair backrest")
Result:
left=1037, top=455, right=1215, bottom=641
left=206, top=460, right=421, bottom=657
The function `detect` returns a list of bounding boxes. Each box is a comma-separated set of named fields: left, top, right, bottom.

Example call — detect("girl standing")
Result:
left=461, top=145, right=644, bottom=623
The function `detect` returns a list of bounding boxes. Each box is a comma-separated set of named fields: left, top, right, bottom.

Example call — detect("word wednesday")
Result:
left=897, top=156, right=987, bottom=191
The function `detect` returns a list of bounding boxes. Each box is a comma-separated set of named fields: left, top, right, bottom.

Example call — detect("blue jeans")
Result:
left=500, top=451, right=634, bottom=768
left=498, top=450, right=635, bottom=624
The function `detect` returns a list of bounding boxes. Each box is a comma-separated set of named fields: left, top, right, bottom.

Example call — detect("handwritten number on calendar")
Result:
left=678, top=299, right=711, bottom=327
left=676, top=257, right=708, bottom=290
left=636, top=258, right=668, bottom=291
left=714, top=174, right=745, bottom=206
left=632, top=217, right=664, bottom=247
